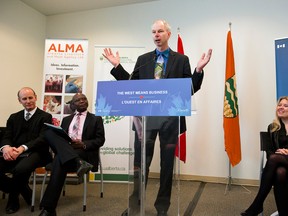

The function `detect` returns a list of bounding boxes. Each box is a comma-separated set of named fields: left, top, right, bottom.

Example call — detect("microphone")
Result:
left=129, top=54, right=157, bottom=80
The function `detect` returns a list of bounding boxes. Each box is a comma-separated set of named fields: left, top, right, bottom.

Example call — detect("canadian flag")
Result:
left=174, top=34, right=186, bottom=163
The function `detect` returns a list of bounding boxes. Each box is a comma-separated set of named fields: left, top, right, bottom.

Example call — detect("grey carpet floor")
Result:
left=0, top=179, right=277, bottom=216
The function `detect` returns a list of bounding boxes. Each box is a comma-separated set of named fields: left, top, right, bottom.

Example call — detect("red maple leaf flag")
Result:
left=175, top=33, right=186, bottom=163
left=177, top=34, right=184, bottom=54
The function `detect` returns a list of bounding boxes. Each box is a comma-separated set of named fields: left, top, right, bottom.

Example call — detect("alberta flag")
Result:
left=223, top=30, right=241, bottom=166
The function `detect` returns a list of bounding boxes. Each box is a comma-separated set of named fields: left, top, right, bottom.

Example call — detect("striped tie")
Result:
left=25, top=112, right=31, bottom=121
left=72, top=113, right=81, bottom=139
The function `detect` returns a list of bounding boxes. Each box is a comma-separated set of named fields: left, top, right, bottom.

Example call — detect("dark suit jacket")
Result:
left=61, top=112, right=105, bottom=171
left=0, top=107, right=52, bottom=158
left=267, top=121, right=288, bottom=159
left=111, top=49, right=204, bottom=132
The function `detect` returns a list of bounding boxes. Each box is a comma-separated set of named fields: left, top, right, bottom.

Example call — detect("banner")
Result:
left=95, top=78, right=191, bottom=116
left=223, top=31, right=241, bottom=167
left=93, top=46, right=145, bottom=182
left=41, top=39, right=88, bottom=125
left=275, top=38, right=288, bottom=99
left=40, top=39, right=88, bottom=180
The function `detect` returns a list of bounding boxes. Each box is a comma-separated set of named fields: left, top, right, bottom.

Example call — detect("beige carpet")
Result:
left=0, top=179, right=277, bottom=216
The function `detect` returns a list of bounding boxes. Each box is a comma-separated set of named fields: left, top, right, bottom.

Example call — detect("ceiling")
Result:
left=20, top=0, right=158, bottom=16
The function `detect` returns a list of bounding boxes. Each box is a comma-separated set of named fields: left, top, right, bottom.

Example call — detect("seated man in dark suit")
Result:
left=39, top=93, right=105, bottom=216
left=0, top=87, right=52, bottom=214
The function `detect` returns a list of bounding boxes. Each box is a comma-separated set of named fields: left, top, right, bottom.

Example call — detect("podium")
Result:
left=96, top=78, right=192, bottom=215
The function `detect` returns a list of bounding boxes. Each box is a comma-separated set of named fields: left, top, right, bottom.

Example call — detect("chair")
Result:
left=0, top=126, right=39, bottom=212
left=1, top=168, right=48, bottom=212
left=30, top=170, right=38, bottom=212
left=259, top=131, right=279, bottom=216
left=40, top=148, right=104, bottom=211
left=259, top=131, right=270, bottom=180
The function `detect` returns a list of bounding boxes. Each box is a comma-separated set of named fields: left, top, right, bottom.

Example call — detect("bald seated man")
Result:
left=0, top=87, right=53, bottom=214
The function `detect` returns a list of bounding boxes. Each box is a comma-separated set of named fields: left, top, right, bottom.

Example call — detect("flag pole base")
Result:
left=224, top=163, right=251, bottom=195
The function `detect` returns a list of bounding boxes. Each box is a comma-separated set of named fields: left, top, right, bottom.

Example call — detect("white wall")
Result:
left=0, top=0, right=46, bottom=124
left=2, top=0, right=288, bottom=181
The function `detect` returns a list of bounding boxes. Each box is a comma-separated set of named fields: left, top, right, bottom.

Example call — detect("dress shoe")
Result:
left=157, top=210, right=168, bottom=216
left=20, top=184, right=32, bottom=205
left=240, top=207, right=263, bottom=216
left=39, top=209, right=57, bottom=216
left=76, top=159, right=93, bottom=178
left=5, top=196, right=20, bottom=214
left=121, top=208, right=128, bottom=216
left=121, top=207, right=140, bottom=216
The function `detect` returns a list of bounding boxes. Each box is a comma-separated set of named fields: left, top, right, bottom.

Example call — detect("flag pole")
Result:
left=176, top=26, right=181, bottom=216
left=225, top=160, right=233, bottom=194
left=224, top=22, right=233, bottom=194
left=224, top=22, right=234, bottom=194
left=223, top=22, right=250, bottom=194
left=225, top=159, right=251, bottom=195
left=225, top=22, right=234, bottom=194
left=228, top=22, right=233, bottom=192
left=173, top=26, right=181, bottom=216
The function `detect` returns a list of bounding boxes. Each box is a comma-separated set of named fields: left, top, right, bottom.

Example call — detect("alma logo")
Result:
left=48, top=43, right=84, bottom=53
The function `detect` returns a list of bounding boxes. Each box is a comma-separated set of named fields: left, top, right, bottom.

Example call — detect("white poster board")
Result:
left=41, top=39, right=88, bottom=124
left=93, top=46, right=145, bottom=182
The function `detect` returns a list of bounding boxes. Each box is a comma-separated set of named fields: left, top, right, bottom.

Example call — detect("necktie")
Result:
left=154, top=54, right=164, bottom=79
left=25, top=112, right=31, bottom=121
left=72, top=113, right=81, bottom=139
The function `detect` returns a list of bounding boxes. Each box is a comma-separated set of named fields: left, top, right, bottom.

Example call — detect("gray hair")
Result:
left=152, top=19, right=171, bottom=32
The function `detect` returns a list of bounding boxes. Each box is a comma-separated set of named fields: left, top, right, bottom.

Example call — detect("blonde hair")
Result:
left=270, top=96, right=288, bottom=132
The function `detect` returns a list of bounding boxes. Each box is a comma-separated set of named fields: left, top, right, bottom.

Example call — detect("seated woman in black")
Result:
left=241, top=96, right=288, bottom=216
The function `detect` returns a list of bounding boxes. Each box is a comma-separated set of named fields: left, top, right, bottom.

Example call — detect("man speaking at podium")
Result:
left=103, top=19, right=212, bottom=216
